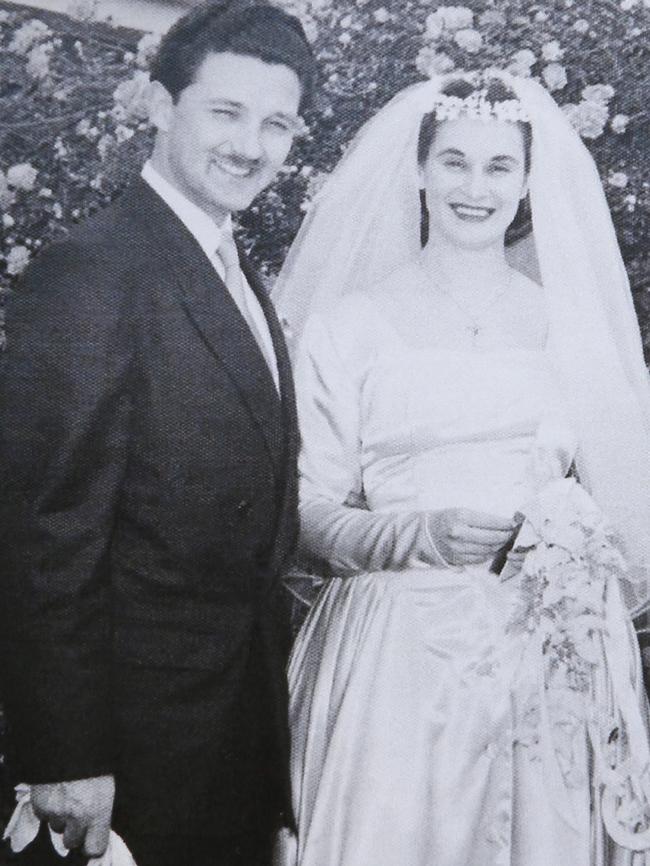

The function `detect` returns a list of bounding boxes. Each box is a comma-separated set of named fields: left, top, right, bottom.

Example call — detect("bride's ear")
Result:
left=520, top=177, right=529, bottom=201
left=148, top=81, right=174, bottom=133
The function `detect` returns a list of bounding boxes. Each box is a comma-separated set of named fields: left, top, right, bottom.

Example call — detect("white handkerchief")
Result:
left=3, top=785, right=138, bottom=865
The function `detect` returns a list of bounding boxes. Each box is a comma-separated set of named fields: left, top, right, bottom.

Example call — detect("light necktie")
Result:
left=216, top=232, right=277, bottom=383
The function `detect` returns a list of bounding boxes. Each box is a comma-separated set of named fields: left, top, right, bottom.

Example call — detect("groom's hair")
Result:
left=150, top=0, right=317, bottom=110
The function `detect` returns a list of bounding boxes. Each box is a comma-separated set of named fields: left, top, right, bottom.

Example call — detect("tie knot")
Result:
left=217, top=231, right=239, bottom=271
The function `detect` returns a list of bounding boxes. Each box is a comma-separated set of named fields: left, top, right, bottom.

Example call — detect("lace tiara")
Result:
left=430, top=90, right=530, bottom=124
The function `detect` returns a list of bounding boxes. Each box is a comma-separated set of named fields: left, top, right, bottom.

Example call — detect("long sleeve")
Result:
left=295, top=305, right=445, bottom=577
left=0, top=239, right=134, bottom=782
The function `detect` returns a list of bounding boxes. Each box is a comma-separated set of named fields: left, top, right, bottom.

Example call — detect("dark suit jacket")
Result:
left=0, top=179, right=299, bottom=837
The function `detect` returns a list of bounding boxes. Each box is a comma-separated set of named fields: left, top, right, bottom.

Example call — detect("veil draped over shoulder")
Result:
left=273, top=73, right=650, bottom=615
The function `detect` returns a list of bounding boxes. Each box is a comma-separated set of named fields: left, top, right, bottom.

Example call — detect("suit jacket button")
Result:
left=237, top=499, right=251, bottom=515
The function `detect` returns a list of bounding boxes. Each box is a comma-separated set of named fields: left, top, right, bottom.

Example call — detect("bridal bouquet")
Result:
left=508, top=477, right=650, bottom=850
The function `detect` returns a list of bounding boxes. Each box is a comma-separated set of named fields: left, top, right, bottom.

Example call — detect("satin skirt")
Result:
left=275, top=567, right=649, bottom=866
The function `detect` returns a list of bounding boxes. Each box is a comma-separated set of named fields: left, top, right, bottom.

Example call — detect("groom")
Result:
left=0, top=3, right=316, bottom=864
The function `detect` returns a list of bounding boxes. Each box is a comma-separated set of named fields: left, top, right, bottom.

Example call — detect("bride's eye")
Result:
left=488, top=161, right=514, bottom=174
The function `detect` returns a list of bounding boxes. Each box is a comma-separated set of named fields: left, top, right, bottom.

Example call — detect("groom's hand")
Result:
left=31, top=774, right=115, bottom=858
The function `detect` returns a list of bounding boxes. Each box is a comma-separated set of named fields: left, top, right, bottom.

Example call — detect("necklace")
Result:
left=418, top=261, right=512, bottom=344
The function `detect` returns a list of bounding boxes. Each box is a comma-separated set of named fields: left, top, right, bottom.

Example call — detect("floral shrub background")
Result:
left=0, top=0, right=649, bottom=830
left=1, top=0, right=650, bottom=350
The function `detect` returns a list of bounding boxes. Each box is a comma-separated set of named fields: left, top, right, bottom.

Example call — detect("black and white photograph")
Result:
left=0, top=0, right=649, bottom=863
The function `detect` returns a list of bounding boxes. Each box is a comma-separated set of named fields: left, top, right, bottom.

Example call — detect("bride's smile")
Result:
left=419, top=115, right=528, bottom=250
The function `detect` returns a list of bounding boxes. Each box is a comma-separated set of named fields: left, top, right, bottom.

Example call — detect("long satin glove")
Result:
left=299, top=498, right=449, bottom=577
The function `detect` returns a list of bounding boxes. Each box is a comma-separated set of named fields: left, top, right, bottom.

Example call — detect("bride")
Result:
left=273, top=71, right=650, bottom=865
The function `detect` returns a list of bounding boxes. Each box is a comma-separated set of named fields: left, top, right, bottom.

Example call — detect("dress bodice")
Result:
left=296, top=293, right=577, bottom=521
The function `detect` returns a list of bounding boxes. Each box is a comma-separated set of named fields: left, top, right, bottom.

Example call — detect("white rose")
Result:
left=373, top=7, right=389, bottom=23
left=7, top=163, right=38, bottom=191
left=542, top=63, right=568, bottom=92
left=6, top=245, right=31, bottom=276
left=541, top=40, right=563, bottom=61
left=66, top=0, right=98, bottom=21
left=113, top=70, right=151, bottom=123
left=97, top=134, right=115, bottom=161
left=2, top=214, right=15, bottom=229
left=620, top=0, right=639, bottom=9
left=439, top=6, right=474, bottom=30
left=573, top=19, right=590, bottom=33
left=582, top=83, right=615, bottom=104
left=562, top=101, right=609, bottom=139
left=507, top=48, right=536, bottom=77
left=416, top=46, right=455, bottom=77
left=453, top=27, right=483, bottom=53
left=26, top=41, right=54, bottom=80
left=8, top=19, right=52, bottom=55
left=608, top=171, right=628, bottom=188
left=136, top=32, right=161, bottom=69
left=425, top=11, right=445, bottom=39
left=115, top=124, right=135, bottom=144
left=611, top=113, right=630, bottom=134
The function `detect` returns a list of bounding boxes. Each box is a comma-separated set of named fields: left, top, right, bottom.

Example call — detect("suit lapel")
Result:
left=129, top=180, right=286, bottom=477
left=240, top=253, right=300, bottom=575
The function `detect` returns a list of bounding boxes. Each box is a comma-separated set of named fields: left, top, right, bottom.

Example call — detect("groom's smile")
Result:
left=149, top=51, right=303, bottom=225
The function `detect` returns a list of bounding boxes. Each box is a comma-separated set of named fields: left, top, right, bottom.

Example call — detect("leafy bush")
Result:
left=0, top=0, right=649, bottom=831
left=1, top=0, right=649, bottom=348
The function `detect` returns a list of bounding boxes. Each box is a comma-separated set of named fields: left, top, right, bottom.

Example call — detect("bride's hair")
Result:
left=417, top=77, right=533, bottom=247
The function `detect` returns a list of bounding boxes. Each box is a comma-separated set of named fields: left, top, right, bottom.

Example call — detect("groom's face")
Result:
left=151, top=51, right=303, bottom=223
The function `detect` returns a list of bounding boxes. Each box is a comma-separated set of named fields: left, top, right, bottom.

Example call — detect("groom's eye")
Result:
left=211, top=107, right=238, bottom=119
left=444, top=159, right=466, bottom=170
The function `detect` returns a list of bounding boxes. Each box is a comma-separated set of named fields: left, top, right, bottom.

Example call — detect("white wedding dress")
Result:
left=278, top=291, right=650, bottom=866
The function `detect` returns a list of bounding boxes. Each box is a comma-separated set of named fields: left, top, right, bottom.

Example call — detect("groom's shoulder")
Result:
left=23, top=180, right=155, bottom=282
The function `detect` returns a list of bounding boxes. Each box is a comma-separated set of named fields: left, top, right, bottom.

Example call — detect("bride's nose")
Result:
left=461, top=166, right=490, bottom=200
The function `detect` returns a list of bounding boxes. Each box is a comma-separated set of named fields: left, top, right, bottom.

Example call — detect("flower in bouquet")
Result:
left=573, top=18, right=590, bottom=33
left=7, top=163, right=38, bottom=192
left=8, top=19, right=52, bottom=55
left=542, top=63, right=568, bottom=92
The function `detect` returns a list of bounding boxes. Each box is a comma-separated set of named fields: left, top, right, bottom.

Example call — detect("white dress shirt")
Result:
left=141, top=161, right=280, bottom=392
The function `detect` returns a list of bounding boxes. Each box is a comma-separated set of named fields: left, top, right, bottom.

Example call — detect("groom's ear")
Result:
left=148, top=81, right=175, bottom=133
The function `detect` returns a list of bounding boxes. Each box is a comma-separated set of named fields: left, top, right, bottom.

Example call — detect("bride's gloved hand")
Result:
left=425, top=509, right=517, bottom=568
